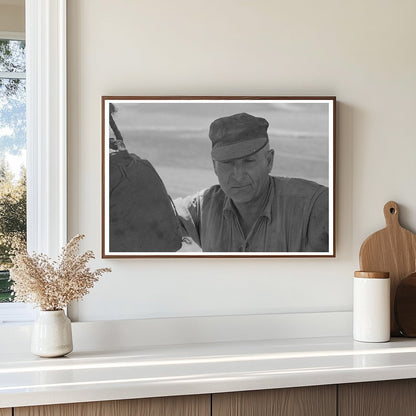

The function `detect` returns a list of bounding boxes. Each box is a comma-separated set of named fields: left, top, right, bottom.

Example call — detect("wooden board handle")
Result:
left=384, top=201, right=400, bottom=228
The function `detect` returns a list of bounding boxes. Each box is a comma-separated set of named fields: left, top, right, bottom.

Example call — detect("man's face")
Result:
left=213, top=148, right=274, bottom=204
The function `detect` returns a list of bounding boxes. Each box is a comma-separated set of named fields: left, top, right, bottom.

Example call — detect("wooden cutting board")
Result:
left=359, top=201, right=416, bottom=335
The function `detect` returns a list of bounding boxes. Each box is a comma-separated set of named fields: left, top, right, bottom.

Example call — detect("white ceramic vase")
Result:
left=31, top=310, right=73, bottom=357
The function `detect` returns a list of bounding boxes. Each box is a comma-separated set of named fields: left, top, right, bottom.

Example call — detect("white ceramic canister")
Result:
left=353, top=271, right=390, bottom=342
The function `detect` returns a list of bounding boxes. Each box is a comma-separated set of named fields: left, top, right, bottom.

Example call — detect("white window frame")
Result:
left=0, top=31, right=24, bottom=41
left=26, top=0, right=67, bottom=256
left=0, top=0, right=67, bottom=324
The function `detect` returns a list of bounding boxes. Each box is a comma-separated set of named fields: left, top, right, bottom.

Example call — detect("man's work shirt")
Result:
left=174, top=176, right=329, bottom=252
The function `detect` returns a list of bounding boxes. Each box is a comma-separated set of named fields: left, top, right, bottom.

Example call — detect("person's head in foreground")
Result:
left=209, top=112, right=274, bottom=205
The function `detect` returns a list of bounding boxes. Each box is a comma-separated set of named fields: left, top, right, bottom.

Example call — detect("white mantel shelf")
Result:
left=2, top=336, right=416, bottom=408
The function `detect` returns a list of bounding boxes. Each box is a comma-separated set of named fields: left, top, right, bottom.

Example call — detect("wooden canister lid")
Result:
left=354, top=271, right=390, bottom=278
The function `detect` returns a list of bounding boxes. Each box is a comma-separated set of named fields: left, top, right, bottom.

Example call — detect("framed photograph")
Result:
left=102, top=96, right=335, bottom=258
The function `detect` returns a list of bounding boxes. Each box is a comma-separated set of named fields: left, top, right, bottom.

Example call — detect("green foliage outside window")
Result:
left=0, top=38, right=27, bottom=302
left=0, top=161, right=26, bottom=302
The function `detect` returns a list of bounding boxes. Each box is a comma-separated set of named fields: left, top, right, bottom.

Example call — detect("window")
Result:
left=0, top=35, right=27, bottom=304
left=0, top=0, right=67, bottom=324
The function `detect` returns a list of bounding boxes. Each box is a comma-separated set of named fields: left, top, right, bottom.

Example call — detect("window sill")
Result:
left=0, top=303, right=35, bottom=325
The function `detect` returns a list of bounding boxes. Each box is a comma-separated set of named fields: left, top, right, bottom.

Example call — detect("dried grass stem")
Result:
left=10, top=234, right=111, bottom=310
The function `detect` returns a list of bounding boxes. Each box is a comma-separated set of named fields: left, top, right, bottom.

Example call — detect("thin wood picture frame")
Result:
left=102, top=96, right=336, bottom=258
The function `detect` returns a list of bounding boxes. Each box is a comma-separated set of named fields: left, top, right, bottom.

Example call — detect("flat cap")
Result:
left=209, top=113, right=269, bottom=162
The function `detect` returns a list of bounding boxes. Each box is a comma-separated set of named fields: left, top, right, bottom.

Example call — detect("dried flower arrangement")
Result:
left=10, top=234, right=111, bottom=311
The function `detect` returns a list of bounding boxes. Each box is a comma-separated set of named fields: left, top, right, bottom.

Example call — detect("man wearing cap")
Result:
left=174, top=112, right=329, bottom=252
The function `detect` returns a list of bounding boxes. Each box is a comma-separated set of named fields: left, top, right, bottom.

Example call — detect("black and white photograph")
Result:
left=102, top=97, right=335, bottom=258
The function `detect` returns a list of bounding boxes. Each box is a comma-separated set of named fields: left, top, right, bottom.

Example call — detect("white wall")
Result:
left=67, top=0, right=416, bottom=322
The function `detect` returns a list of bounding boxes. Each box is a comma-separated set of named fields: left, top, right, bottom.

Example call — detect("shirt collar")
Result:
left=223, top=177, right=273, bottom=222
